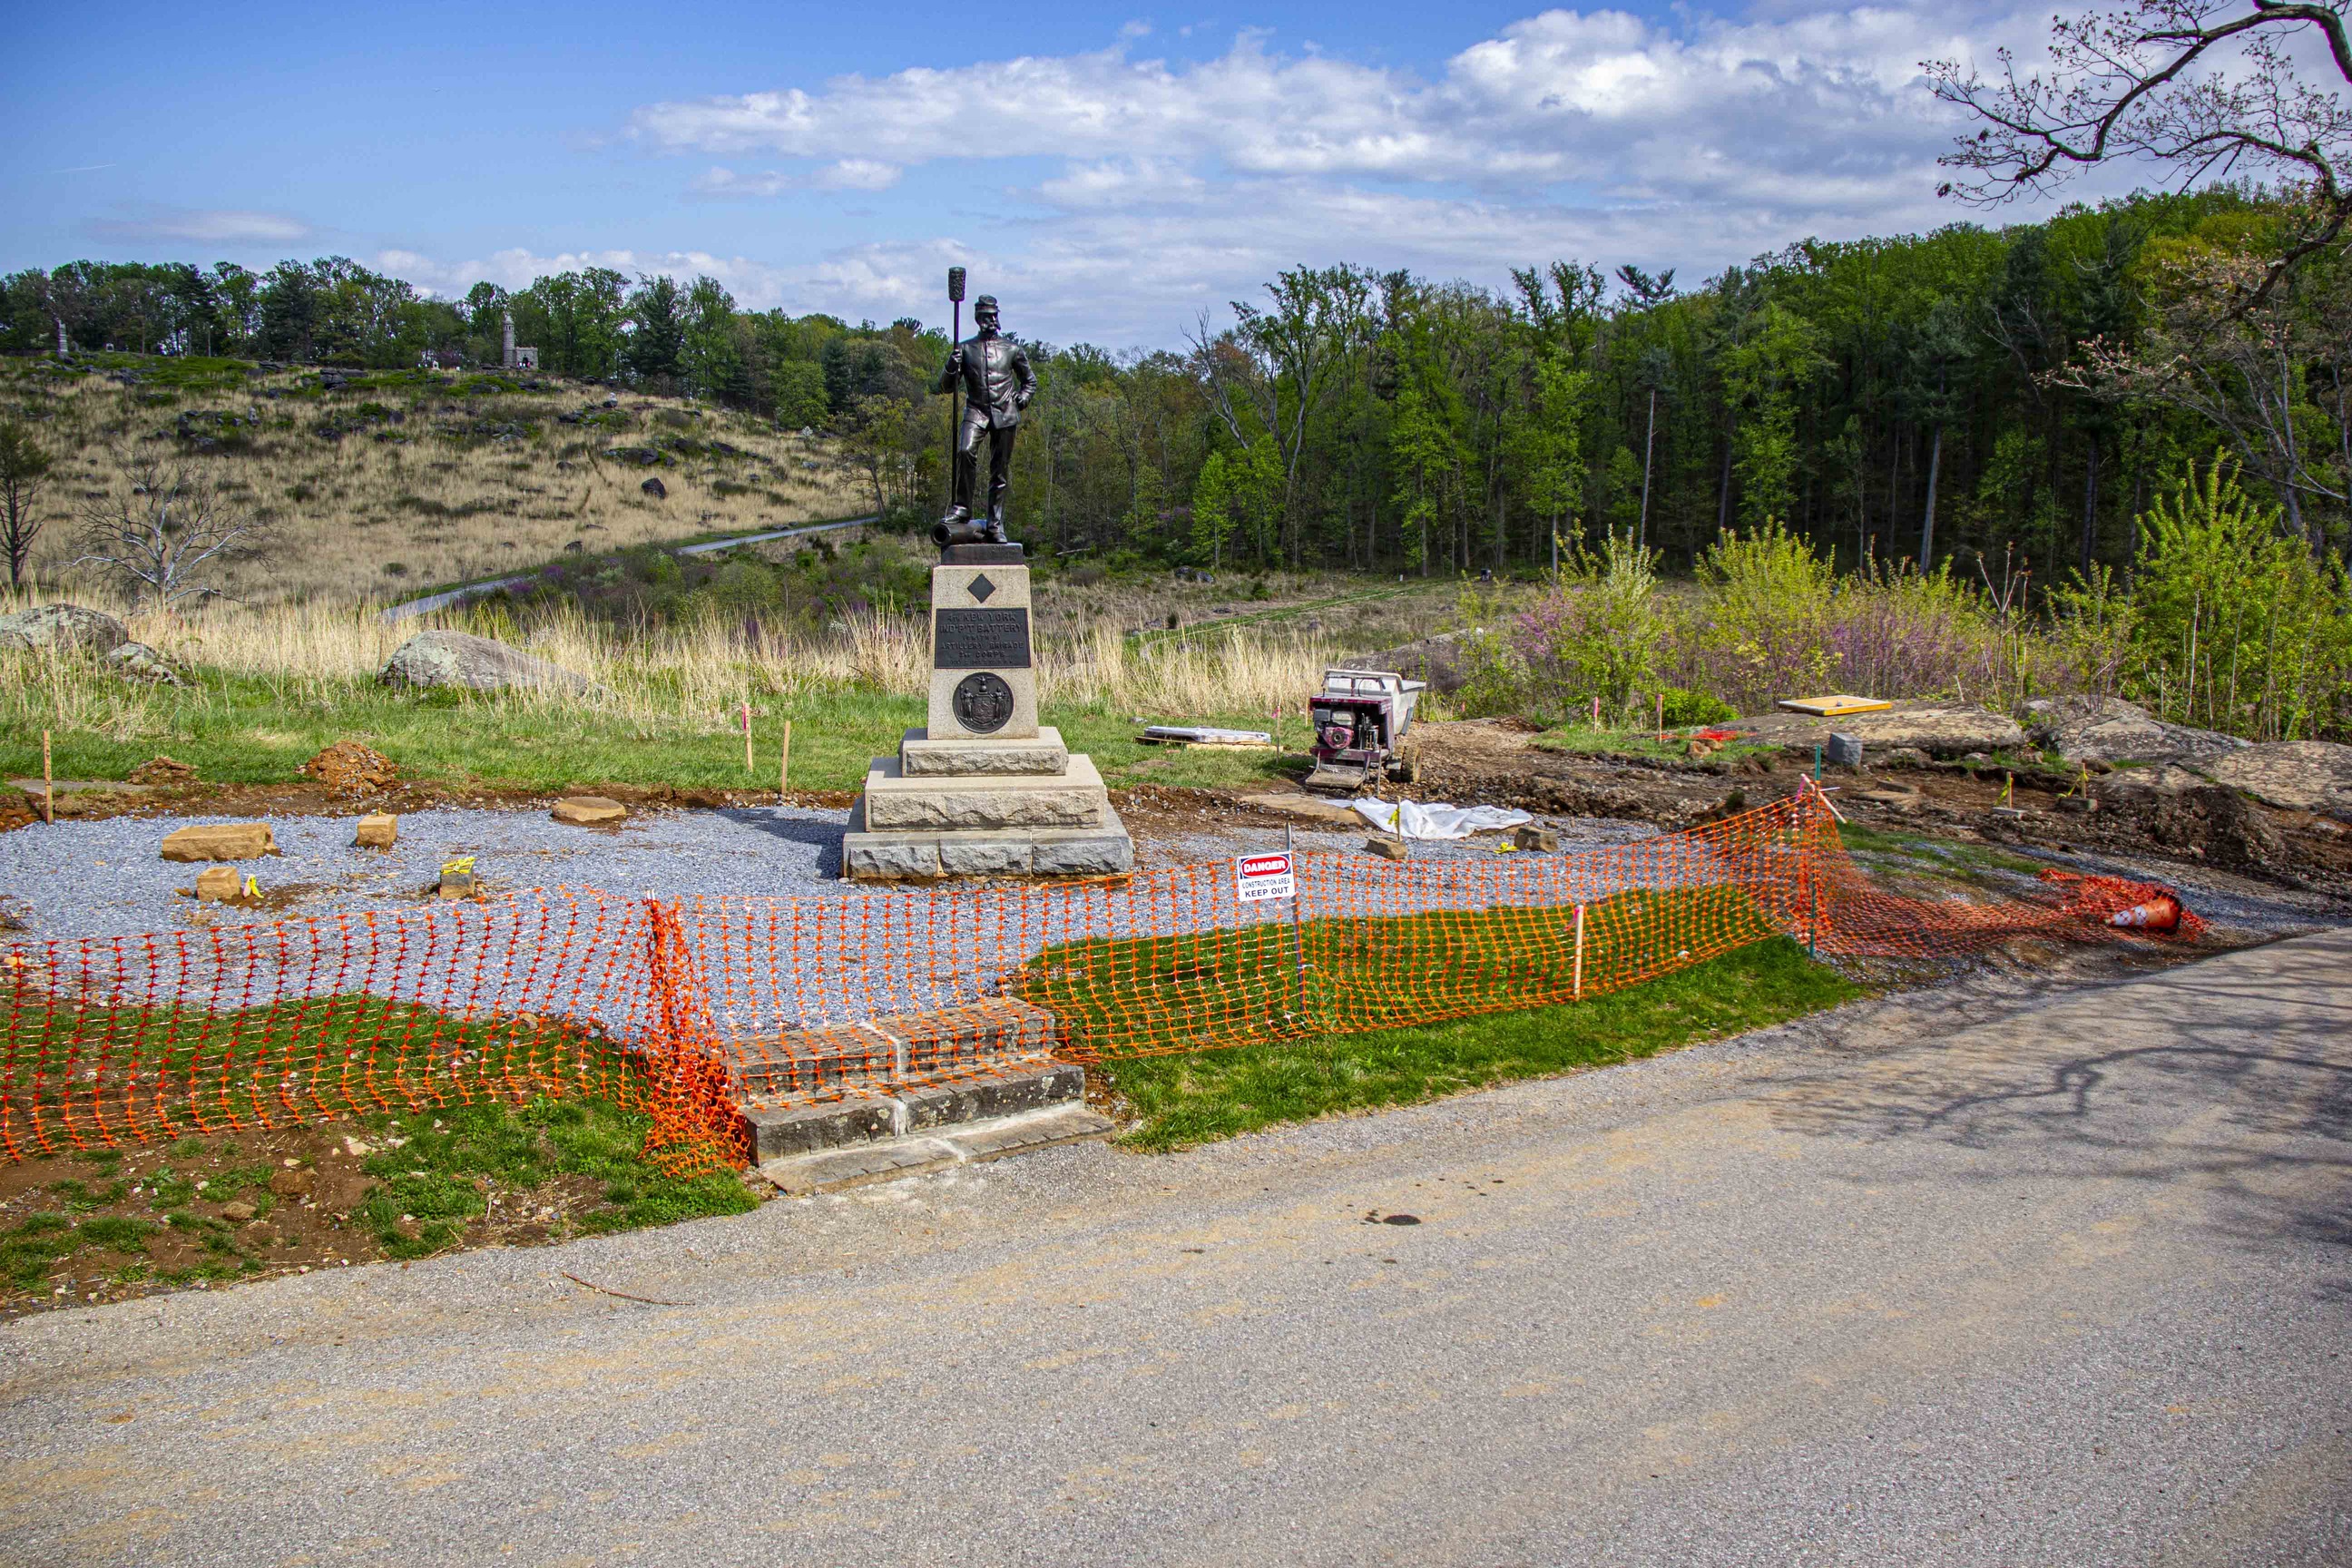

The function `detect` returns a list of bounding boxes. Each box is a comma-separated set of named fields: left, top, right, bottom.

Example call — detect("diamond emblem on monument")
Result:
left=968, top=573, right=996, bottom=603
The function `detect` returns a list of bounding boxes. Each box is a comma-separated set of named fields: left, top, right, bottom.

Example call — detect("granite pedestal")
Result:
left=842, top=556, right=1133, bottom=881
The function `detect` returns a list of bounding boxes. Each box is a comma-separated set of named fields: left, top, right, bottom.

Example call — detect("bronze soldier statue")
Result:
left=935, top=294, right=1036, bottom=545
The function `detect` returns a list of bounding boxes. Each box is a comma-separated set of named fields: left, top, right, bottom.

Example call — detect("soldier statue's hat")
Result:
left=974, top=294, right=1000, bottom=310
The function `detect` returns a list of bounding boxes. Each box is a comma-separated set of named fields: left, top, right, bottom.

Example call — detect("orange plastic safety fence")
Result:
left=3, top=795, right=2197, bottom=1168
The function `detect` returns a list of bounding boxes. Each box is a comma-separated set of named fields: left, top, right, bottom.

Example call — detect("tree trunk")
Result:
left=1919, top=422, right=1944, bottom=567
left=1638, top=387, right=1657, bottom=552
left=2079, top=435, right=2100, bottom=581
left=1715, top=424, right=1733, bottom=536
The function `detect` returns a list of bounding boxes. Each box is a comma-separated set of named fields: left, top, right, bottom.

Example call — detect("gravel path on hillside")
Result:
left=0, top=804, right=1660, bottom=943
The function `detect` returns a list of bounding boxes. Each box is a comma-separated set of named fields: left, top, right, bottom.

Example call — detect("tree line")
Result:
left=5, top=183, right=2347, bottom=586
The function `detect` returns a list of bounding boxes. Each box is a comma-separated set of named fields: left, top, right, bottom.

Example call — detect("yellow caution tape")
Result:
left=242, top=876, right=260, bottom=898
left=441, top=857, right=476, bottom=876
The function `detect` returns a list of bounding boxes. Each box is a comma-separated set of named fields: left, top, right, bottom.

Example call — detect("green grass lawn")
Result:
left=2, top=675, right=1311, bottom=794
left=2, top=992, right=625, bottom=1125
left=1012, top=884, right=1789, bottom=1055
left=1097, top=936, right=1862, bottom=1150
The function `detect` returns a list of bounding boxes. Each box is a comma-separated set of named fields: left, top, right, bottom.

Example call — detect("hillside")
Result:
left=1, top=353, right=868, bottom=604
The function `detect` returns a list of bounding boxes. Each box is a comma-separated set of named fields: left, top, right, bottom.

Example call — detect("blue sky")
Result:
left=4, top=1, right=2091, bottom=346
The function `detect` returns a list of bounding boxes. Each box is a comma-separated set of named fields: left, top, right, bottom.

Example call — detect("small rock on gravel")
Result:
left=552, top=796, right=627, bottom=825
left=161, top=822, right=275, bottom=862
left=353, top=813, right=397, bottom=848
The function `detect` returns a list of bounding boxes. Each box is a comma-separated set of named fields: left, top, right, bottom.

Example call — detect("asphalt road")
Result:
left=378, top=515, right=875, bottom=622
left=5, top=931, right=2348, bottom=1567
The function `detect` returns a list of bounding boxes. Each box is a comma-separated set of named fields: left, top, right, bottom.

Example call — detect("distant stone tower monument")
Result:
left=501, top=309, right=539, bottom=372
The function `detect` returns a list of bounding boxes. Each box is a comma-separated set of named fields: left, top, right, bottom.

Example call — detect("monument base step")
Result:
left=899, top=724, right=1070, bottom=778
left=858, top=752, right=1112, bottom=831
left=841, top=818, right=1134, bottom=881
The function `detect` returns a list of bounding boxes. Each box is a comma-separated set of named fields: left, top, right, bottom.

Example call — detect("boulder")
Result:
left=551, top=796, right=627, bottom=825
left=1836, top=704, right=2026, bottom=757
left=1364, top=835, right=1410, bottom=861
left=353, top=812, right=397, bottom=848
left=0, top=603, right=127, bottom=654
left=1512, top=824, right=1560, bottom=852
left=2024, top=694, right=2245, bottom=766
left=193, top=866, right=241, bottom=902
left=641, top=476, right=667, bottom=499
left=2200, top=740, right=2352, bottom=820
left=104, top=641, right=181, bottom=683
left=161, top=822, right=275, bottom=862
left=379, top=630, right=596, bottom=695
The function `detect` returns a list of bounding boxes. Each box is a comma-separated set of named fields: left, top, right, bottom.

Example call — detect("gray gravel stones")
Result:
left=0, top=803, right=1654, bottom=942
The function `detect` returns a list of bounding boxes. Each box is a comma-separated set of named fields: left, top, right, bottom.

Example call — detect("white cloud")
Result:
left=395, top=5, right=2150, bottom=346
left=375, top=245, right=808, bottom=310
left=86, top=206, right=311, bottom=244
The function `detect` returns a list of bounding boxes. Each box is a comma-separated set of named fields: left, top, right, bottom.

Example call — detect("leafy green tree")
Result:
left=0, top=421, right=54, bottom=589
left=625, top=274, right=687, bottom=387
left=773, top=361, right=828, bottom=428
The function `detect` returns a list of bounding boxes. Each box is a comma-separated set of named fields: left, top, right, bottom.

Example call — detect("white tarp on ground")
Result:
left=1351, top=799, right=1534, bottom=840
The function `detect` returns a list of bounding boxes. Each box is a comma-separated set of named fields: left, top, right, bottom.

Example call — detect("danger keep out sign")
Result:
left=1234, top=851, right=1297, bottom=903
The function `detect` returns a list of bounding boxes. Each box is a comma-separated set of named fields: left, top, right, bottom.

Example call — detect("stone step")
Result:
left=858, top=752, right=1112, bottom=831
left=757, top=1101, right=1115, bottom=1196
left=730, top=999, right=1063, bottom=1101
left=899, top=725, right=1070, bottom=778
left=740, top=1057, right=1091, bottom=1164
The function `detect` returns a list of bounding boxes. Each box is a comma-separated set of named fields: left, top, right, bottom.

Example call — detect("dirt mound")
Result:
left=300, top=741, right=398, bottom=794
left=127, top=755, right=198, bottom=786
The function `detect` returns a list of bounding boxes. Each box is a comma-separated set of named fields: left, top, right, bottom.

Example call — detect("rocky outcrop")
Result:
left=379, top=630, right=596, bottom=694
left=2024, top=695, right=2244, bottom=766
left=0, top=603, right=127, bottom=654
left=2201, top=740, right=2352, bottom=820
left=1732, top=701, right=2026, bottom=759
left=104, top=641, right=181, bottom=683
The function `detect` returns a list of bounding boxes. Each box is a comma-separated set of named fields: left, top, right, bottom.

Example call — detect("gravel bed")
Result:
left=0, top=803, right=1658, bottom=944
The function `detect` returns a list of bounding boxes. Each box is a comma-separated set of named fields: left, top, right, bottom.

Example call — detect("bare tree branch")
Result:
left=72, top=463, right=269, bottom=608
left=1927, top=1, right=2352, bottom=305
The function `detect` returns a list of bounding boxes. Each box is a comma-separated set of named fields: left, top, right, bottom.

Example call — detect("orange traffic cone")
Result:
left=2108, top=896, right=2183, bottom=932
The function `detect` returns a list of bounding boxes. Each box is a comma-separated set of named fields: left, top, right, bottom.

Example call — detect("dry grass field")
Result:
left=2, top=355, right=869, bottom=604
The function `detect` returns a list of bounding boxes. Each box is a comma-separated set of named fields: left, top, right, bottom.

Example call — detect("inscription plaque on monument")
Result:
left=934, top=607, right=1033, bottom=670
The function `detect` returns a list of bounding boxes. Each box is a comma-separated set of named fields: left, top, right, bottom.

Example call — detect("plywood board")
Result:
left=1775, top=694, right=1894, bottom=717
